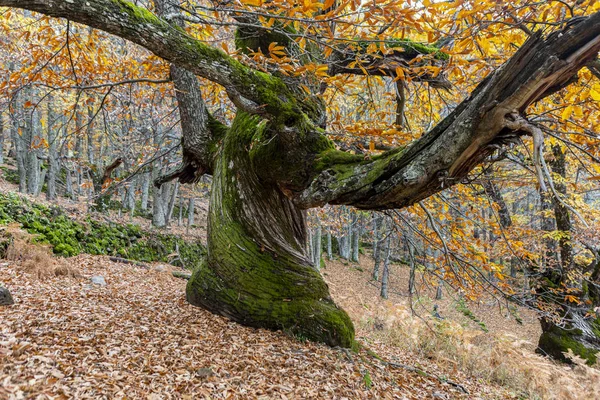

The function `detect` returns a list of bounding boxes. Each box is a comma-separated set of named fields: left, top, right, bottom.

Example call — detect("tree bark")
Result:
left=46, top=93, right=58, bottom=200
left=536, top=145, right=600, bottom=365
left=0, top=111, right=4, bottom=165
left=351, top=213, right=360, bottom=262
left=186, top=113, right=354, bottom=346
left=381, top=234, right=392, bottom=299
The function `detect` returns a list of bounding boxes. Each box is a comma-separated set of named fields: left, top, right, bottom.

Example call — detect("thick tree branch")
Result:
left=294, top=13, right=600, bottom=210
left=153, top=0, right=222, bottom=184
left=328, top=40, right=451, bottom=89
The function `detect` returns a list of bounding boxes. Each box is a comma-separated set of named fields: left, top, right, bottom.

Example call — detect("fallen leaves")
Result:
left=0, top=254, right=503, bottom=399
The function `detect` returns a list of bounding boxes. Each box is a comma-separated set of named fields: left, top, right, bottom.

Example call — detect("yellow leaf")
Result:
left=241, top=0, right=262, bottom=6
left=561, top=105, right=573, bottom=121
left=590, top=84, right=600, bottom=101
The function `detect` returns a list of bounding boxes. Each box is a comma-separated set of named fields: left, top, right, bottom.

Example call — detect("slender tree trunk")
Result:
left=373, top=218, right=386, bottom=280
left=46, top=94, right=58, bottom=200
left=126, top=177, right=137, bottom=211
left=11, top=89, right=27, bottom=192
left=65, top=166, right=74, bottom=198
left=307, top=228, right=314, bottom=263
left=326, top=228, right=332, bottom=260
left=314, top=220, right=322, bottom=269
left=187, top=197, right=195, bottom=227
left=186, top=113, right=354, bottom=347
left=140, top=172, right=150, bottom=210
left=165, top=180, right=179, bottom=225
left=0, top=111, right=4, bottom=165
left=380, top=234, right=391, bottom=299
left=178, top=194, right=184, bottom=226
left=86, top=104, right=95, bottom=166
left=74, top=110, right=83, bottom=199
left=351, top=213, right=360, bottom=262
left=372, top=214, right=380, bottom=259
left=408, top=241, right=416, bottom=295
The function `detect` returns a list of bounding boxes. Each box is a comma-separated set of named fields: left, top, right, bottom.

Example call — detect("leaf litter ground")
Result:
left=0, top=254, right=518, bottom=399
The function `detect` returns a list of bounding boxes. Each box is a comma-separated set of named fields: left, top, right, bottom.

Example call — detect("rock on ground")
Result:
left=0, top=286, right=14, bottom=305
left=90, top=276, right=106, bottom=286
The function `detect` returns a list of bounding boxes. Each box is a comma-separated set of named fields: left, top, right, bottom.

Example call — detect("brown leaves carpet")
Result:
left=1, top=255, right=513, bottom=399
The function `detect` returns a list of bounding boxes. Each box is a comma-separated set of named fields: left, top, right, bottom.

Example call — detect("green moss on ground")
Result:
left=0, top=192, right=205, bottom=266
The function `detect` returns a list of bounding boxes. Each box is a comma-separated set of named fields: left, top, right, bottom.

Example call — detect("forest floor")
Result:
left=1, top=177, right=599, bottom=399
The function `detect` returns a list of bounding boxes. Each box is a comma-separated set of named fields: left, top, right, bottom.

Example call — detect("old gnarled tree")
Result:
left=3, top=0, right=600, bottom=356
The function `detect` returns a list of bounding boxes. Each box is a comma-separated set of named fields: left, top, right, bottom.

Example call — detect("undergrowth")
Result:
left=360, top=302, right=600, bottom=400
left=0, top=192, right=205, bottom=267
left=1, top=224, right=80, bottom=278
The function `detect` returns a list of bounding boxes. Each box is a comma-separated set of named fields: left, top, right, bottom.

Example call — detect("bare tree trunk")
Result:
left=326, top=227, right=332, bottom=260
left=74, top=110, right=83, bottom=199
left=372, top=217, right=386, bottom=281
left=351, top=213, right=360, bottom=262
left=408, top=240, right=416, bottom=295
left=86, top=104, right=95, bottom=166
left=187, top=197, right=195, bottom=227
left=0, top=111, right=4, bottom=165
left=178, top=193, right=184, bottom=226
left=46, top=94, right=58, bottom=200
left=307, top=227, right=314, bottom=263
left=381, top=234, right=392, bottom=299
left=126, top=177, right=137, bottom=210
left=26, top=99, right=41, bottom=196
left=372, top=214, right=380, bottom=259
left=314, top=220, right=322, bottom=269
left=140, top=172, right=150, bottom=210
left=65, top=166, right=74, bottom=198
left=165, top=180, right=179, bottom=225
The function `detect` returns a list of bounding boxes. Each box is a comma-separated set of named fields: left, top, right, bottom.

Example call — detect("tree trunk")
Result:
left=380, top=234, right=391, bottom=299
left=46, top=94, right=58, bottom=200
left=372, top=217, right=386, bottom=281
left=186, top=113, right=354, bottom=347
left=326, top=228, right=332, bottom=260
left=152, top=183, right=166, bottom=228
left=140, top=172, right=150, bottom=211
left=178, top=194, right=184, bottom=226
left=187, top=197, right=195, bottom=227
left=536, top=145, right=600, bottom=365
left=0, top=111, right=4, bottom=165
left=314, top=221, right=322, bottom=269
left=351, top=213, right=360, bottom=262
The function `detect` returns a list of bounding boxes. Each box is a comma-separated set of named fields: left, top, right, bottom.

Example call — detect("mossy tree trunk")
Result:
left=186, top=112, right=354, bottom=347
left=6, top=0, right=600, bottom=352
left=536, top=145, right=600, bottom=365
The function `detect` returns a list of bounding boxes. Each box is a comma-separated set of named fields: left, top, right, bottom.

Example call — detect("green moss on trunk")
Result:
left=186, top=112, right=355, bottom=347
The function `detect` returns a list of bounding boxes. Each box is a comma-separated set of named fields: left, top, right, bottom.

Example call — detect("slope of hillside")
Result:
left=1, top=182, right=599, bottom=399
left=1, top=254, right=512, bottom=399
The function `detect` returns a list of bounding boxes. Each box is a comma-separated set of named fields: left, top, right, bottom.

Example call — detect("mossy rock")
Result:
left=537, top=324, right=599, bottom=365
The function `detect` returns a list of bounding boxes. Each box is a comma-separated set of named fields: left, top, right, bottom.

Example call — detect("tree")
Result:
left=1, top=0, right=599, bottom=354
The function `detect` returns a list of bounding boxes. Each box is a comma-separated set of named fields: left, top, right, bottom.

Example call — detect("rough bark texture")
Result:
left=536, top=145, right=600, bottom=365
left=186, top=113, right=354, bottom=347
